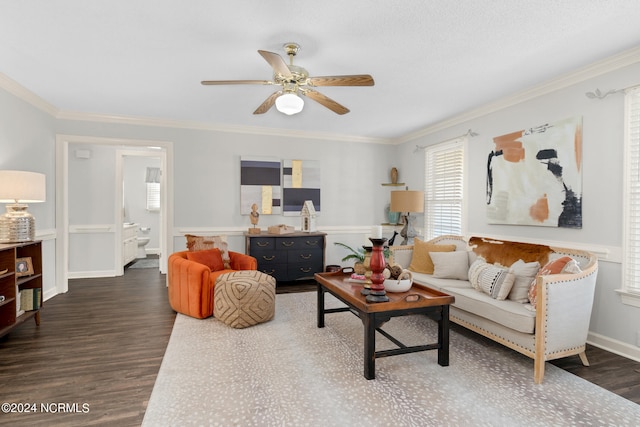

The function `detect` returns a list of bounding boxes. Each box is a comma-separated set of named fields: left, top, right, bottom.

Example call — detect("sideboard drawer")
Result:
left=250, top=237, right=275, bottom=252
left=253, top=251, right=286, bottom=265
left=276, top=236, right=323, bottom=250
left=287, top=248, right=322, bottom=264
left=287, top=260, right=324, bottom=281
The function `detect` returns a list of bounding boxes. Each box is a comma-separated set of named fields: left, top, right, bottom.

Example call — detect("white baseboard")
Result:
left=587, top=331, right=640, bottom=362
left=43, top=288, right=59, bottom=302
left=68, top=270, right=117, bottom=279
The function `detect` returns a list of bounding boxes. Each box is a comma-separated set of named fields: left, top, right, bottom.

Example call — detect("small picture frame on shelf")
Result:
left=16, top=257, right=34, bottom=278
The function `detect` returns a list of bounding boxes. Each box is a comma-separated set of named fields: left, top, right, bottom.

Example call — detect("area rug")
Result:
left=143, top=292, right=640, bottom=426
left=128, top=258, right=159, bottom=269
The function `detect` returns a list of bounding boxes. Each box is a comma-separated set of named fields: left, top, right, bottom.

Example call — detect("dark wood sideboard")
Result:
left=245, top=231, right=326, bottom=283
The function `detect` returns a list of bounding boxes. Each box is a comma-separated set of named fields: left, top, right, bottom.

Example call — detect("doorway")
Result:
left=55, top=135, right=174, bottom=294
left=117, top=149, right=164, bottom=275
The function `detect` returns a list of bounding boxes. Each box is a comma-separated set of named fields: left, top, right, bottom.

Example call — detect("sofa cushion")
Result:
left=430, top=250, right=470, bottom=280
left=408, top=238, right=456, bottom=274
left=507, top=259, right=541, bottom=303
left=411, top=272, right=471, bottom=292
left=528, top=256, right=582, bottom=307
left=186, top=234, right=231, bottom=269
left=468, top=258, right=515, bottom=300
left=442, top=286, right=536, bottom=334
left=186, top=248, right=225, bottom=272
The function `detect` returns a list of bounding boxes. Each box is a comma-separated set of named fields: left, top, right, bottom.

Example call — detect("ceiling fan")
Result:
left=201, top=43, right=374, bottom=115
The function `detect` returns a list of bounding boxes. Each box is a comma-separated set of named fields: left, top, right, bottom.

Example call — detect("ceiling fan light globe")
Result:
left=275, top=93, right=304, bottom=115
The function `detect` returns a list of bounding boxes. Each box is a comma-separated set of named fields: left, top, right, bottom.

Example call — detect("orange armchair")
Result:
left=168, top=250, right=257, bottom=319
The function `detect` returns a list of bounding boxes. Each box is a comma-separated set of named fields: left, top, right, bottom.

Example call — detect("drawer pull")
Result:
left=300, top=254, right=312, bottom=260
left=300, top=267, right=313, bottom=273
left=282, top=241, right=295, bottom=247
left=262, top=269, right=275, bottom=275
left=262, top=255, right=275, bottom=261
left=305, top=240, right=318, bottom=246
left=256, top=242, right=270, bottom=247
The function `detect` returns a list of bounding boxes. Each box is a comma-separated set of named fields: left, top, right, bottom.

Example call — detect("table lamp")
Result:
left=390, top=190, right=424, bottom=245
left=0, top=170, right=46, bottom=243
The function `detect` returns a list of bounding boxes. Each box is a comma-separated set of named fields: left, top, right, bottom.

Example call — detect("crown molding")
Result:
left=55, top=110, right=392, bottom=144
left=0, top=73, right=59, bottom=116
left=394, top=45, right=640, bottom=144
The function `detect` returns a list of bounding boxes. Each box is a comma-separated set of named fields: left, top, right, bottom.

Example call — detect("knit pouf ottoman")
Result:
left=214, top=270, right=276, bottom=328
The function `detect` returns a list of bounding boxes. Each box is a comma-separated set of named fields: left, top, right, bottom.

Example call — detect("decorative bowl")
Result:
left=383, top=278, right=412, bottom=293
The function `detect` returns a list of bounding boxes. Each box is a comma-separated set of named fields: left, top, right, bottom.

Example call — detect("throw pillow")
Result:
left=430, top=250, right=470, bottom=280
left=185, top=234, right=231, bottom=269
left=186, top=248, right=225, bottom=272
left=528, top=256, right=582, bottom=307
left=507, top=259, right=541, bottom=303
left=468, top=258, right=515, bottom=300
left=468, top=257, right=490, bottom=290
left=408, top=238, right=456, bottom=274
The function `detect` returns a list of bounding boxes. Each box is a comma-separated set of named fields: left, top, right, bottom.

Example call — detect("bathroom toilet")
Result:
left=136, top=227, right=151, bottom=258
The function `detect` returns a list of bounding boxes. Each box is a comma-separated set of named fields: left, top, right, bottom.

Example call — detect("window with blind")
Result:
left=423, top=138, right=466, bottom=240
left=622, top=85, right=640, bottom=302
left=145, top=167, right=161, bottom=211
left=146, top=183, right=160, bottom=211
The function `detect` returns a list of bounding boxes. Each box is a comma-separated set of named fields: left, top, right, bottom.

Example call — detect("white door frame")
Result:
left=55, top=134, right=174, bottom=294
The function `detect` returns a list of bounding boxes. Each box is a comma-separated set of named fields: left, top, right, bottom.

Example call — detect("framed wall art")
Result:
left=486, top=116, right=583, bottom=228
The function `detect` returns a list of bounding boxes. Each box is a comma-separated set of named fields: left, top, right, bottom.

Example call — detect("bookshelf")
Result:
left=0, top=241, right=42, bottom=338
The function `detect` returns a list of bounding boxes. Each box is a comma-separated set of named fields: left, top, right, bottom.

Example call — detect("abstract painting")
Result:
left=486, top=116, right=582, bottom=228
left=282, top=159, right=321, bottom=216
left=240, top=156, right=281, bottom=215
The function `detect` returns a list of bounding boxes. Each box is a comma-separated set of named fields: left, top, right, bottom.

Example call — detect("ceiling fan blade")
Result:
left=258, top=50, right=292, bottom=78
left=308, top=74, right=374, bottom=87
left=253, top=91, right=282, bottom=115
left=201, top=80, right=270, bottom=85
left=301, top=89, right=350, bottom=115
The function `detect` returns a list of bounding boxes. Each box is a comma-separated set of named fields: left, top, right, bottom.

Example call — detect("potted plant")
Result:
left=334, top=242, right=391, bottom=275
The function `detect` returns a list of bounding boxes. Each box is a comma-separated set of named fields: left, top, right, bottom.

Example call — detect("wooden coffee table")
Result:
left=315, top=271, right=455, bottom=380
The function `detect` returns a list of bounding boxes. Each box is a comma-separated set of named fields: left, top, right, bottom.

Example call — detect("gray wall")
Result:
left=0, top=87, right=57, bottom=299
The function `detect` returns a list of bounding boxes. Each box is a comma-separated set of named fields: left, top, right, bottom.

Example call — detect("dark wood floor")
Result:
left=0, top=268, right=638, bottom=426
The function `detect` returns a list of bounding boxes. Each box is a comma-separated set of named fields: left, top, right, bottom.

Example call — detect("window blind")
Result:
left=146, top=183, right=160, bottom=211
left=424, top=138, right=465, bottom=240
left=623, top=86, right=640, bottom=294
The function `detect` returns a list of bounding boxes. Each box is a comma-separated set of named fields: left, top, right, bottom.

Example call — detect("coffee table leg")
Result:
left=363, top=313, right=376, bottom=379
left=438, top=305, right=450, bottom=366
left=317, top=283, right=325, bottom=328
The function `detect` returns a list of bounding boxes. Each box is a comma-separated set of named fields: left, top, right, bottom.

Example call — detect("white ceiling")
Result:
left=1, top=1, right=640, bottom=141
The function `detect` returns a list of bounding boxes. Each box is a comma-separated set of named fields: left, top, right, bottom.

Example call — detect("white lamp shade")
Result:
left=0, top=170, right=46, bottom=203
left=275, top=93, right=304, bottom=115
left=390, top=190, right=424, bottom=213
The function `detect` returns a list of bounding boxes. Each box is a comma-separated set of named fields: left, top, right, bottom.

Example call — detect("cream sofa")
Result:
left=389, top=235, right=599, bottom=384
